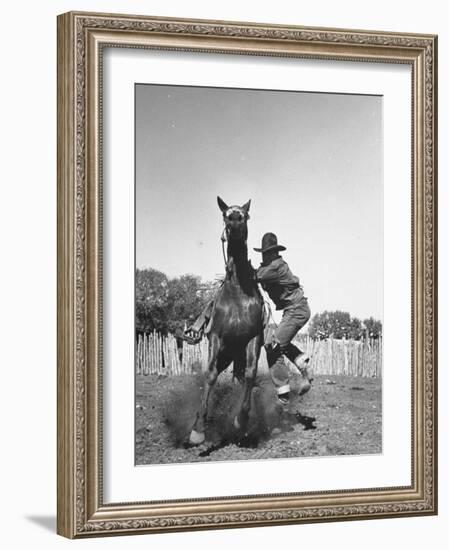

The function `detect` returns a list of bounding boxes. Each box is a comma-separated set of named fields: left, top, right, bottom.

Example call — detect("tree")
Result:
left=165, top=274, right=212, bottom=335
left=308, top=310, right=364, bottom=340
left=349, top=316, right=364, bottom=340
left=135, top=268, right=169, bottom=334
left=363, top=317, right=383, bottom=339
left=135, top=268, right=221, bottom=336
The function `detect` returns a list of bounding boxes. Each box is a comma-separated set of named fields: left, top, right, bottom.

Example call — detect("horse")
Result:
left=189, top=196, right=265, bottom=446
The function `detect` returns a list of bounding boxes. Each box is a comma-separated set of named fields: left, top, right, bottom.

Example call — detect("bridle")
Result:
left=221, top=226, right=228, bottom=269
left=220, top=207, right=250, bottom=272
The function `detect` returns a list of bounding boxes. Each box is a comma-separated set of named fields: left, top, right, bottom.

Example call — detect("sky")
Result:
left=135, top=84, right=383, bottom=321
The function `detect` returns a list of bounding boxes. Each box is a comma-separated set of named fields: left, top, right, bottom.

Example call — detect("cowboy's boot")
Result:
left=265, top=343, right=292, bottom=411
left=182, top=301, right=214, bottom=344
left=293, top=354, right=313, bottom=396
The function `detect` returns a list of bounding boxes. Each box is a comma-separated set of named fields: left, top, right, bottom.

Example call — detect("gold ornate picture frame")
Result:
left=57, top=11, right=437, bottom=538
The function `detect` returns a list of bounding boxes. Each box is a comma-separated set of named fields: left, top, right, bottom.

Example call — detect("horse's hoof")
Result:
left=189, top=429, right=205, bottom=445
left=233, top=416, right=241, bottom=430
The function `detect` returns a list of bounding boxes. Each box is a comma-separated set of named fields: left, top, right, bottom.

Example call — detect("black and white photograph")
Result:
left=135, top=83, right=383, bottom=465
left=2, top=0, right=443, bottom=544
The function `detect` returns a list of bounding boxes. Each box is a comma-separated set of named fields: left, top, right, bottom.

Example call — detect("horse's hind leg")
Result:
left=189, top=336, right=230, bottom=445
left=234, top=334, right=262, bottom=433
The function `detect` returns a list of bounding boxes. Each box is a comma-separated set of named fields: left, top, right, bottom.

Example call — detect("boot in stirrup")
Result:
left=181, top=325, right=204, bottom=345
left=293, top=354, right=313, bottom=395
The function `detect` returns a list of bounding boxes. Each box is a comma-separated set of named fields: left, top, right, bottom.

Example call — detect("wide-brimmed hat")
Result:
left=254, top=232, right=286, bottom=253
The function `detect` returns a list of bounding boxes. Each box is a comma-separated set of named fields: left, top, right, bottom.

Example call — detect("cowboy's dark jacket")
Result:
left=256, top=256, right=304, bottom=310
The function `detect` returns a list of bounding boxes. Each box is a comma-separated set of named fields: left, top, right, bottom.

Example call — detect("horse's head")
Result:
left=217, top=196, right=251, bottom=242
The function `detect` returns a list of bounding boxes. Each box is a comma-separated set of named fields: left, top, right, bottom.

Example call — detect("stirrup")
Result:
left=180, top=328, right=203, bottom=345
left=300, top=363, right=314, bottom=383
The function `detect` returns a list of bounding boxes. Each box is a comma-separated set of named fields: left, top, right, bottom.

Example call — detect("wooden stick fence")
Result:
left=136, top=331, right=208, bottom=376
left=136, top=331, right=382, bottom=378
left=300, top=335, right=382, bottom=378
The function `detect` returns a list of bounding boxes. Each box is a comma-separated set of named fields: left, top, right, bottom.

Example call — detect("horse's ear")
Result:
left=217, top=196, right=229, bottom=213
left=242, top=199, right=251, bottom=215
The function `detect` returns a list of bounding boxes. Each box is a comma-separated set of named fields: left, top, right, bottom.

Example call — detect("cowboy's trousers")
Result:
left=265, top=296, right=311, bottom=395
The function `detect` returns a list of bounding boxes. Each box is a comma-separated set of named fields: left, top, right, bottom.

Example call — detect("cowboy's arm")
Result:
left=256, top=262, right=280, bottom=284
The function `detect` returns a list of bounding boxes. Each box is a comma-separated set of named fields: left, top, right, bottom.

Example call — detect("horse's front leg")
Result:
left=234, top=333, right=262, bottom=433
left=189, top=334, right=221, bottom=445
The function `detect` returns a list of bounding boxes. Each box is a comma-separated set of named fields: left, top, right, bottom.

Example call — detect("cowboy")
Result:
left=253, top=232, right=313, bottom=406
left=183, top=232, right=313, bottom=406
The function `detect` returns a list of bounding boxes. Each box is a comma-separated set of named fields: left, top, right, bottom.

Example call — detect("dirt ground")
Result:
left=135, top=370, right=382, bottom=465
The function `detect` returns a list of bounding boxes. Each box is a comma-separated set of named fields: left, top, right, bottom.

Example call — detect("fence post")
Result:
left=137, top=334, right=140, bottom=375
left=144, top=333, right=147, bottom=374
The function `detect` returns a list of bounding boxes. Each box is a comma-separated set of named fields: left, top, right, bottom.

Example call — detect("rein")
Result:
left=221, top=227, right=228, bottom=270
